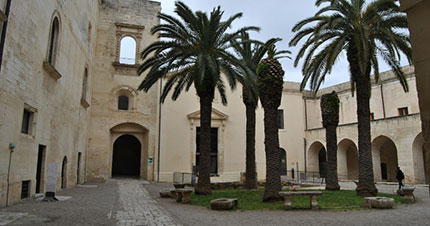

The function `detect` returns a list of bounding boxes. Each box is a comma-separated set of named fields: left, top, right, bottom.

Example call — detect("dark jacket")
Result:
left=396, top=169, right=405, bottom=180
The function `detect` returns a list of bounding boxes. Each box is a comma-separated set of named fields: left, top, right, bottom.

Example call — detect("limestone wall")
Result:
left=0, top=0, right=99, bottom=207
left=86, top=0, right=161, bottom=181
left=159, top=82, right=306, bottom=182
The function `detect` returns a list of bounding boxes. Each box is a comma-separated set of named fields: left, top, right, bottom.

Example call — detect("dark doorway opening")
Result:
left=112, top=135, right=141, bottom=177
left=319, top=148, right=327, bottom=178
left=280, top=148, right=287, bottom=175
left=36, top=145, right=45, bottom=193
left=61, top=156, right=67, bottom=189
left=77, top=152, right=82, bottom=184
left=196, top=127, right=218, bottom=175
left=381, top=163, right=388, bottom=180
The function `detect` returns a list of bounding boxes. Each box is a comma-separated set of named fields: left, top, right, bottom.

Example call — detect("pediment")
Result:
left=187, top=108, right=228, bottom=121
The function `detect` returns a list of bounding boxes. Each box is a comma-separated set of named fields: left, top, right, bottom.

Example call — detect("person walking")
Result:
left=396, top=167, right=405, bottom=190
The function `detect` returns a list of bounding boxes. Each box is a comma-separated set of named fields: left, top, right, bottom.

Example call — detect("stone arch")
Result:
left=412, top=132, right=426, bottom=183
left=372, top=135, right=399, bottom=182
left=337, top=139, right=358, bottom=180
left=113, top=86, right=137, bottom=111
left=110, top=123, right=149, bottom=179
left=307, top=141, right=326, bottom=175
left=46, top=11, right=62, bottom=65
left=61, top=156, right=67, bottom=189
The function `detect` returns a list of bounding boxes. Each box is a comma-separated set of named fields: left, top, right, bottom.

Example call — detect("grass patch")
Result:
left=190, top=189, right=407, bottom=210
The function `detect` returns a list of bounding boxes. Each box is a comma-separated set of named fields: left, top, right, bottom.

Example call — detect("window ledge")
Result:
left=112, top=62, right=139, bottom=68
left=80, top=98, right=90, bottom=108
left=43, top=61, right=62, bottom=80
left=0, top=9, right=6, bottom=23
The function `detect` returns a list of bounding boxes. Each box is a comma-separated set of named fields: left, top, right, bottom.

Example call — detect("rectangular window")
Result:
left=370, top=112, right=375, bottom=121
left=21, top=180, right=30, bottom=199
left=398, top=107, right=408, bottom=116
left=196, top=127, right=218, bottom=175
left=81, top=68, right=88, bottom=100
left=278, top=109, right=284, bottom=129
left=21, top=109, right=33, bottom=134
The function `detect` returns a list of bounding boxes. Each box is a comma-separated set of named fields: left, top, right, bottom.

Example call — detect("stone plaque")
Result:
left=46, top=163, right=58, bottom=192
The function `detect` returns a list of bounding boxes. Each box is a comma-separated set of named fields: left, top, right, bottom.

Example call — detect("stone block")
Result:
left=159, top=189, right=170, bottom=198
left=364, top=197, right=395, bottom=209
left=210, top=198, right=238, bottom=210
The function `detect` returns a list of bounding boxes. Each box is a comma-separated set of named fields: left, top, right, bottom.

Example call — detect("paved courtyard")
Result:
left=0, top=179, right=429, bottom=226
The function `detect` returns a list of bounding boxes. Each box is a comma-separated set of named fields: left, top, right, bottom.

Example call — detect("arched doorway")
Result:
left=112, top=134, right=141, bottom=177
left=372, top=136, right=398, bottom=182
left=338, top=139, right=358, bottom=180
left=280, top=148, right=287, bottom=175
left=319, top=148, right=327, bottom=178
left=412, top=133, right=426, bottom=183
left=61, top=156, right=67, bottom=189
left=308, top=141, right=327, bottom=178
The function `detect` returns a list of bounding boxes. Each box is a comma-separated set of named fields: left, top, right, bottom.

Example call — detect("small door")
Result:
left=280, top=148, right=287, bottom=175
left=77, top=152, right=81, bottom=184
left=381, top=163, right=388, bottom=180
left=61, top=157, right=67, bottom=189
left=36, top=145, right=45, bottom=193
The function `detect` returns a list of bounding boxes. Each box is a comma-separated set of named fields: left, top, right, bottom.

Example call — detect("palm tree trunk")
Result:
left=195, top=93, right=213, bottom=195
left=245, top=102, right=257, bottom=189
left=262, top=107, right=282, bottom=201
left=325, top=125, right=340, bottom=190
left=355, top=73, right=378, bottom=197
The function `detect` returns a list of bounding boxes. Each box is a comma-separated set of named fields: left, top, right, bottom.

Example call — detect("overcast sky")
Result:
left=151, top=0, right=410, bottom=88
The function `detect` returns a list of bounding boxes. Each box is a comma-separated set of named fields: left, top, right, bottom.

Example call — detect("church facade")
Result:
left=0, top=0, right=425, bottom=207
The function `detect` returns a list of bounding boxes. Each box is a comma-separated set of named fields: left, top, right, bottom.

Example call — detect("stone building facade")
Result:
left=0, top=0, right=425, bottom=207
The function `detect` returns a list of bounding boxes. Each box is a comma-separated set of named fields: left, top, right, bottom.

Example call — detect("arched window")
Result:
left=118, top=95, right=129, bottom=110
left=119, top=36, right=136, bottom=64
left=48, top=17, right=60, bottom=65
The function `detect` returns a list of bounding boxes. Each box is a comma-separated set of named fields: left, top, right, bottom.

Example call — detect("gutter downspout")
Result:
left=157, top=79, right=162, bottom=182
left=380, top=83, right=386, bottom=118
left=0, top=0, right=11, bottom=74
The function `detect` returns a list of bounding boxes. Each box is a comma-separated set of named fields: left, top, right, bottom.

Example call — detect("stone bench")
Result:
left=159, top=189, right=171, bottom=198
left=279, top=191, right=322, bottom=210
left=364, top=197, right=394, bottom=209
left=210, top=198, right=238, bottom=210
left=175, top=188, right=193, bottom=204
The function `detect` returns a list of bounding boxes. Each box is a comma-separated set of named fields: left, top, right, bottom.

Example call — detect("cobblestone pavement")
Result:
left=0, top=179, right=181, bottom=226
left=114, top=179, right=181, bottom=226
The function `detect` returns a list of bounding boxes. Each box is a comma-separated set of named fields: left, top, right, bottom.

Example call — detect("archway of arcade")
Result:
left=372, top=136, right=399, bottom=182
left=337, top=139, right=358, bottom=181
left=412, top=133, right=427, bottom=183
left=307, top=141, right=327, bottom=179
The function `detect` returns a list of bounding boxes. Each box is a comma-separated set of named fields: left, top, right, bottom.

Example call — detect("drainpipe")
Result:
left=157, top=79, right=162, bottom=182
left=304, top=97, right=308, bottom=130
left=380, top=83, right=386, bottom=118
left=0, top=0, right=11, bottom=74
left=304, top=138, right=307, bottom=175
left=6, top=143, right=15, bottom=206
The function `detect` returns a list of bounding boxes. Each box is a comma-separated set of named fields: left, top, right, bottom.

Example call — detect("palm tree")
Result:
left=231, top=33, right=283, bottom=190
left=290, top=0, right=412, bottom=196
left=257, top=44, right=290, bottom=201
left=320, top=91, right=341, bottom=190
left=137, top=1, right=258, bottom=195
